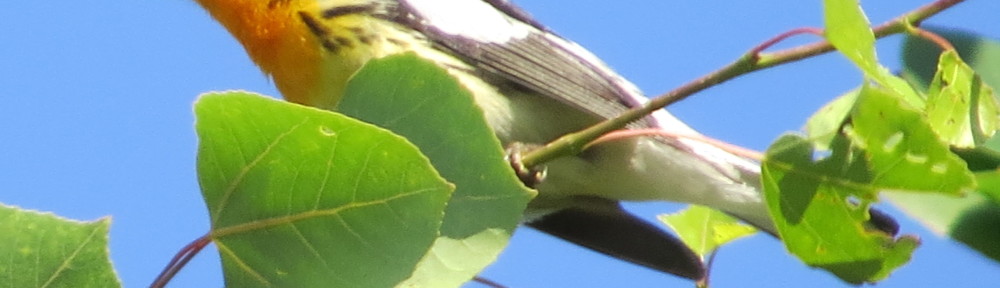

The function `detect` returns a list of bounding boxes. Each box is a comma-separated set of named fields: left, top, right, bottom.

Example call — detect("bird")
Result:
left=193, top=0, right=897, bottom=280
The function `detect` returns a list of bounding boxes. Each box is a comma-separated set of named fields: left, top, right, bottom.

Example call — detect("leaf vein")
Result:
left=212, top=188, right=434, bottom=237
left=39, top=223, right=100, bottom=288
left=213, top=118, right=312, bottom=226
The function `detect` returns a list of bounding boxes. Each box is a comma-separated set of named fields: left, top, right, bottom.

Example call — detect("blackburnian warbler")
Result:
left=194, top=0, right=895, bottom=280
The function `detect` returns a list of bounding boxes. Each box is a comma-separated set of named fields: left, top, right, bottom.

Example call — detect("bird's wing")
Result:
left=395, top=0, right=652, bottom=126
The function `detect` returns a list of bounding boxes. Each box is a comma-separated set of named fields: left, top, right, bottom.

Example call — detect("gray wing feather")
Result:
left=471, top=35, right=634, bottom=120
left=394, top=1, right=652, bottom=126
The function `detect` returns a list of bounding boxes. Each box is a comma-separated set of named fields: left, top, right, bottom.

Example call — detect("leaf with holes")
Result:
left=0, top=203, right=120, bottom=288
left=762, top=134, right=919, bottom=284
left=196, top=92, right=452, bottom=287
left=849, top=84, right=975, bottom=194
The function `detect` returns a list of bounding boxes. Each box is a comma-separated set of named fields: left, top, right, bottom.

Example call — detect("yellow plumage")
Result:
left=196, top=0, right=350, bottom=108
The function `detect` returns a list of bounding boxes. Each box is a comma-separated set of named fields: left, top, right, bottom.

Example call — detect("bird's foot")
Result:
left=505, top=142, right=546, bottom=188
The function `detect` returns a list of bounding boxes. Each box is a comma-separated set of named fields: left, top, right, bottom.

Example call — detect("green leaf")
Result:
left=824, top=0, right=878, bottom=75
left=769, top=84, right=978, bottom=280
left=762, top=134, right=919, bottom=284
left=659, top=205, right=757, bottom=258
left=849, top=84, right=975, bottom=194
left=195, top=92, right=453, bottom=287
left=902, top=28, right=1000, bottom=91
left=0, top=203, right=120, bottom=288
left=336, top=53, right=535, bottom=287
left=925, top=51, right=1000, bottom=147
left=824, top=0, right=922, bottom=108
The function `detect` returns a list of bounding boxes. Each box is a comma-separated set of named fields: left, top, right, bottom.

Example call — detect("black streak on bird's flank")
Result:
left=347, top=27, right=376, bottom=45
left=333, top=36, right=354, bottom=49
left=347, top=27, right=375, bottom=45
left=298, top=11, right=340, bottom=53
left=322, top=4, right=379, bottom=19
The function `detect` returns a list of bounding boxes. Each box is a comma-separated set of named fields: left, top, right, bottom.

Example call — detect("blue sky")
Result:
left=2, top=0, right=998, bottom=287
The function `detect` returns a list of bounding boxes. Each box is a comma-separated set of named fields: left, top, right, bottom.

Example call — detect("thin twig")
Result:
left=520, top=0, right=965, bottom=167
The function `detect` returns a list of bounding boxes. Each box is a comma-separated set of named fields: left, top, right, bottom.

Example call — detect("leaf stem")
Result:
left=471, top=276, right=508, bottom=288
left=150, top=234, right=213, bottom=288
left=520, top=0, right=965, bottom=167
left=697, top=249, right=719, bottom=288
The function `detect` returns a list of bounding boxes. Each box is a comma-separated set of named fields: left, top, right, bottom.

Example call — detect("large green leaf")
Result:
left=759, top=2, right=984, bottom=282
left=196, top=92, right=453, bottom=287
left=336, top=54, right=535, bottom=287
left=762, top=134, right=919, bottom=284
left=0, top=203, right=120, bottom=288
left=767, top=83, right=976, bottom=283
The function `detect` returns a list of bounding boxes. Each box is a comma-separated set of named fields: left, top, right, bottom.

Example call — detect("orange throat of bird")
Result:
left=195, top=0, right=337, bottom=108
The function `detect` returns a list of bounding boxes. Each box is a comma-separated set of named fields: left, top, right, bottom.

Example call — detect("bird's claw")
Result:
left=505, top=143, right=546, bottom=188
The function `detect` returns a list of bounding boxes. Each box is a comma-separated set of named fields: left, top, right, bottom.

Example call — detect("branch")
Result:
left=520, top=0, right=965, bottom=167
